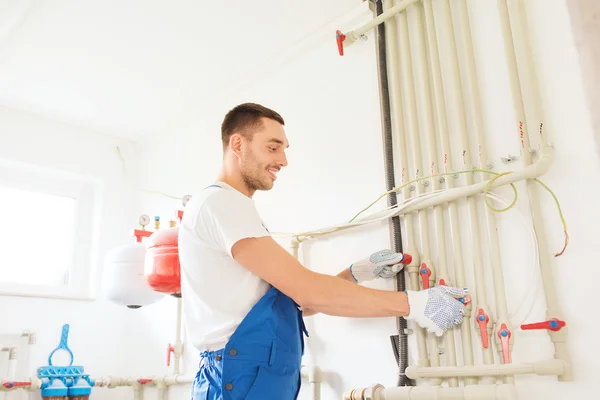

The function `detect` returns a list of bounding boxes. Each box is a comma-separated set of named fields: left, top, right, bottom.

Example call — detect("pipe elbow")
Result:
left=301, top=364, right=322, bottom=383
left=524, top=146, right=554, bottom=179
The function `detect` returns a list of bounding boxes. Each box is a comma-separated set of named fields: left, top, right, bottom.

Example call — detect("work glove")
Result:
left=406, top=286, right=469, bottom=336
left=349, top=249, right=412, bottom=283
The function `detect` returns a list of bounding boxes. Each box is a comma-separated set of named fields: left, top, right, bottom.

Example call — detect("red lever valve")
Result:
left=138, top=379, right=153, bottom=385
left=336, top=30, right=346, bottom=56
left=521, top=318, right=566, bottom=332
left=476, top=309, right=489, bottom=348
left=497, top=323, right=512, bottom=364
left=3, top=381, right=30, bottom=389
left=420, top=263, right=431, bottom=289
left=167, top=343, right=174, bottom=366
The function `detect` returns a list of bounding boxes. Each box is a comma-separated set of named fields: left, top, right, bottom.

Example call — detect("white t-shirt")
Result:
left=178, top=181, right=271, bottom=352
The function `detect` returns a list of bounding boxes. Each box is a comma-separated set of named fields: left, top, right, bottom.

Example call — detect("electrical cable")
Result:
left=348, top=167, right=568, bottom=256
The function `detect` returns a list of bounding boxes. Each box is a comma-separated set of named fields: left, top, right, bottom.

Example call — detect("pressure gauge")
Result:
left=182, top=194, right=192, bottom=207
left=138, top=214, right=150, bottom=228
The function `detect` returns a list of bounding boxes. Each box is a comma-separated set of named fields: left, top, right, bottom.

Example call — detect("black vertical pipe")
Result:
left=368, top=0, right=413, bottom=387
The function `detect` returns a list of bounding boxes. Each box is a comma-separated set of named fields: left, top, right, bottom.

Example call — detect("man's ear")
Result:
left=230, top=133, right=243, bottom=158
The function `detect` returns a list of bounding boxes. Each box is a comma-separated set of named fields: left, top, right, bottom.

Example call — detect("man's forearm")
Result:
left=303, top=272, right=410, bottom=317
left=302, top=267, right=356, bottom=316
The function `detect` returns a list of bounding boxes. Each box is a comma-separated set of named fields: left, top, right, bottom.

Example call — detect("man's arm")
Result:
left=300, top=267, right=355, bottom=317
left=232, top=236, right=410, bottom=318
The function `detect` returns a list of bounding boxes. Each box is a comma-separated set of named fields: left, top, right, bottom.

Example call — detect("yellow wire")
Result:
left=348, top=168, right=518, bottom=223
left=533, top=177, right=569, bottom=257
left=348, top=168, right=568, bottom=256
left=483, top=172, right=518, bottom=212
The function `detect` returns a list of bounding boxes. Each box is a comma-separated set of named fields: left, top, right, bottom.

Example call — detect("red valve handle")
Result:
left=437, top=278, right=469, bottom=305
left=132, top=229, right=152, bottom=243
left=420, top=263, right=431, bottom=289
left=476, top=309, right=489, bottom=348
left=521, top=318, right=566, bottom=332
left=3, top=381, right=30, bottom=389
left=336, top=30, right=346, bottom=56
left=138, top=379, right=153, bottom=385
left=497, top=323, right=512, bottom=364
left=167, top=343, right=174, bottom=366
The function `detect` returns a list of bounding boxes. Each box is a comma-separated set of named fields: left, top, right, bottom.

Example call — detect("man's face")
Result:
left=239, top=118, right=289, bottom=192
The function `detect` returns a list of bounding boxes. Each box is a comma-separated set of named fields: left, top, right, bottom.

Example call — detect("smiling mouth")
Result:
left=268, top=168, right=279, bottom=180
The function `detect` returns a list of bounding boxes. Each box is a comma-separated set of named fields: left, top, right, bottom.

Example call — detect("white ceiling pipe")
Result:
left=421, top=0, right=477, bottom=384
left=405, top=359, right=566, bottom=379
left=341, top=0, right=421, bottom=49
left=451, top=0, right=515, bottom=383
left=498, top=0, right=572, bottom=381
left=343, top=383, right=518, bottom=400
left=381, top=0, right=432, bottom=375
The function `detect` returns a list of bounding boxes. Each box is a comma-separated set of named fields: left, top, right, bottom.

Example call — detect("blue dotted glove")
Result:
left=350, top=249, right=412, bottom=283
left=406, top=286, right=469, bottom=336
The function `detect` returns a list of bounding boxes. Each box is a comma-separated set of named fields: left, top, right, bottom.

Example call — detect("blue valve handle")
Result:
left=48, top=324, right=74, bottom=366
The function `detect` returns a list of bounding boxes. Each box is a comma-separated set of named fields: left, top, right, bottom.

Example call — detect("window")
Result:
left=0, top=158, right=100, bottom=300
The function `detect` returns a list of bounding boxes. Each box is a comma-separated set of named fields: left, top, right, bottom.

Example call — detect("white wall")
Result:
left=0, top=106, right=186, bottom=400
left=134, top=1, right=599, bottom=400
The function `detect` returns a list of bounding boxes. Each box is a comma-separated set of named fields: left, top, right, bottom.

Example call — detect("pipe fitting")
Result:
left=301, top=364, right=322, bottom=383
left=21, top=330, right=36, bottom=345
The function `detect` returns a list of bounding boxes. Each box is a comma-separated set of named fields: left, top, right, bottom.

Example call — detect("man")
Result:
left=178, top=103, right=468, bottom=400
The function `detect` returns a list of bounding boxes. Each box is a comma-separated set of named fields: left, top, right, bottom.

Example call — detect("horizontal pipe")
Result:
left=295, top=145, right=554, bottom=239
left=343, top=0, right=420, bottom=46
left=93, top=375, right=194, bottom=388
left=406, top=359, right=566, bottom=379
left=398, top=145, right=553, bottom=214
left=344, top=384, right=518, bottom=400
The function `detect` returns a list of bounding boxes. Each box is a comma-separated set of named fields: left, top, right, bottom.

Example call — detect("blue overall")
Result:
left=191, top=286, right=309, bottom=400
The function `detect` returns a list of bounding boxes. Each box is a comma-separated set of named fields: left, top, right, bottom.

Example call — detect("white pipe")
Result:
left=344, top=383, right=518, bottom=400
left=436, top=0, right=499, bottom=382
left=7, top=348, right=17, bottom=380
left=409, top=2, right=464, bottom=387
left=92, top=375, right=194, bottom=388
left=342, top=0, right=420, bottom=47
left=174, top=297, right=183, bottom=375
left=498, top=0, right=571, bottom=381
left=421, top=0, right=476, bottom=384
left=133, top=386, right=143, bottom=400
left=452, top=0, right=515, bottom=382
left=399, top=146, right=553, bottom=214
left=296, top=147, right=553, bottom=240
left=406, top=359, right=566, bottom=379
left=301, top=365, right=322, bottom=400
left=382, top=0, right=430, bottom=371
left=397, top=6, right=445, bottom=382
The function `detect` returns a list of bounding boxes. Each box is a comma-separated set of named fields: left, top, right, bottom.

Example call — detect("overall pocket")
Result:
left=243, top=366, right=300, bottom=400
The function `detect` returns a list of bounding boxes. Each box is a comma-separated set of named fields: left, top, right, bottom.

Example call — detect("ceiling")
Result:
left=0, top=0, right=364, bottom=141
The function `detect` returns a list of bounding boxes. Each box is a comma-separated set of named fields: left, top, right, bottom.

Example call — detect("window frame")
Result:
left=0, top=157, right=101, bottom=300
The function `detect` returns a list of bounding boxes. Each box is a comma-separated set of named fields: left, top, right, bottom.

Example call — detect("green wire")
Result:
left=348, top=168, right=568, bottom=256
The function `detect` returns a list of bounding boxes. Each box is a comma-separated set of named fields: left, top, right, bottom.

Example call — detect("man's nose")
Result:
left=279, top=153, right=288, bottom=167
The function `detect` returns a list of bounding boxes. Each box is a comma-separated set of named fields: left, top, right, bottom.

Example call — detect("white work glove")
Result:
left=349, top=249, right=412, bottom=283
left=406, top=286, right=469, bottom=336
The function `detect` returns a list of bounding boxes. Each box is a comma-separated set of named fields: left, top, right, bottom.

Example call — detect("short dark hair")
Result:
left=221, top=103, right=285, bottom=148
